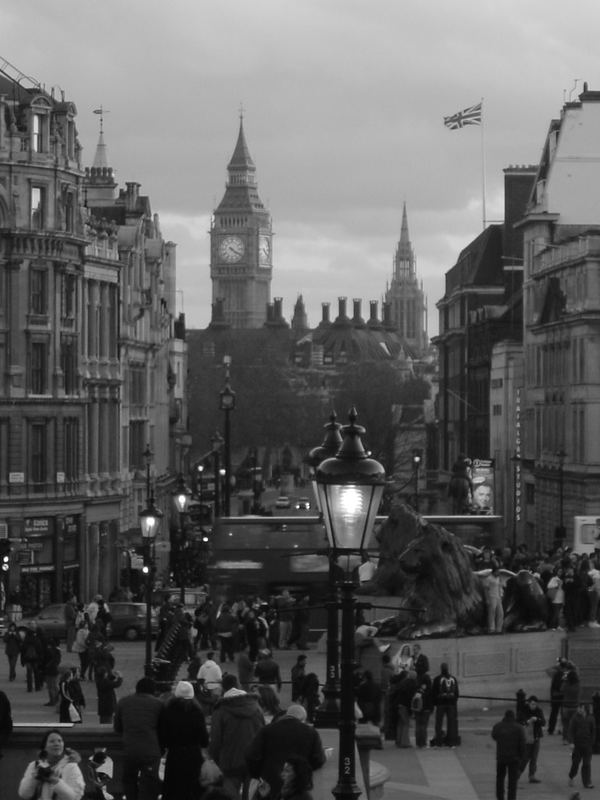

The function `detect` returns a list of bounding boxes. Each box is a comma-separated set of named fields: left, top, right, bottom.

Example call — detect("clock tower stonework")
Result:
left=210, top=117, right=272, bottom=328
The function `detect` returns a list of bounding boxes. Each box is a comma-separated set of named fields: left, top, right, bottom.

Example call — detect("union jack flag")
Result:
left=443, top=102, right=482, bottom=129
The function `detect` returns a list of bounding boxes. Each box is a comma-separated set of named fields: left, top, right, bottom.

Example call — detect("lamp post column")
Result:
left=334, top=579, right=360, bottom=800
left=306, top=412, right=344, bottom=728
left=220, top=356, right=236, bottom=517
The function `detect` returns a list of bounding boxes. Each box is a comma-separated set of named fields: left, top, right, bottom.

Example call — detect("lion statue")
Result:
left=367, top=503, right=546, bottom=638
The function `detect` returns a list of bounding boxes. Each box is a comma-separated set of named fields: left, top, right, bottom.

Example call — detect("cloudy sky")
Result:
left=4, top=0, right=600, bottom=334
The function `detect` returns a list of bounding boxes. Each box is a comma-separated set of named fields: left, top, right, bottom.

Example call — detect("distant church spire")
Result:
left=385, top=202, right=427, bottom=355
left=394, top=202, right=415, bottom=280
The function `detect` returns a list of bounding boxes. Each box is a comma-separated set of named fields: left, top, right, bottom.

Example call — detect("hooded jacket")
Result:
left=209, top=689, right=264, bottom=773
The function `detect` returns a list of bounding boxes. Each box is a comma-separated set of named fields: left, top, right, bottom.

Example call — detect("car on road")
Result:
left=294, top=497, right=312, bottom=510
left=107, top=602, right=158, bottom=641
left=21, top=602, right=158, bottom=641
left=275, top=495, right=291, bottom=509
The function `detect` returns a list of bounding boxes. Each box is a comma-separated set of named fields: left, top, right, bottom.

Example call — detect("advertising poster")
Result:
left=471, top=459, right=495, bottom=514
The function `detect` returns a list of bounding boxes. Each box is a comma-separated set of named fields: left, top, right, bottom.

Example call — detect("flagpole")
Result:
left=480, top=97, right=487, bottom=230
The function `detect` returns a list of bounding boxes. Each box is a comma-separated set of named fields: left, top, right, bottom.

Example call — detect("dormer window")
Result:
left=32, top=112, right=45, bottom=153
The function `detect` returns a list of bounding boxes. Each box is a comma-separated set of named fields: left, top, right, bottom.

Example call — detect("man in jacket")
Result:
left=492, top=709, right=526, bottom=800
left=209, top=674, right=264, bottom=799
left=114, top=677, right=164, bottom=800
left=568, top=703, right=596, bottom=789
left=245, top=704, right=326, bottom=796
left=517, top=695, right=545, bottom=783
left=431, top=662, right=460, bottom=747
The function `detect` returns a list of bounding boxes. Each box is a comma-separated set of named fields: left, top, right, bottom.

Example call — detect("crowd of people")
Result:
left=3, top=593, right=122, bottom=726
left=15, top=676, right=327, bottom=800
left=474, top=543, right=600, bottom=632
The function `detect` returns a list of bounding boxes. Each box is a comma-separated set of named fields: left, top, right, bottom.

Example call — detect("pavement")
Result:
left=2, top=640, right=596, bottom=800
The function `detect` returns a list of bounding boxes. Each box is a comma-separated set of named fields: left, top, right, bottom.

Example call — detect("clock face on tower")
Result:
left=259, top=235, right=271, bottom=265
left=218, top=235, right=245, bottom=263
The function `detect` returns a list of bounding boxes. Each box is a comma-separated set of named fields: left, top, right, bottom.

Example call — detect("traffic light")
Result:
left=0, top=539, right=10, bottom=571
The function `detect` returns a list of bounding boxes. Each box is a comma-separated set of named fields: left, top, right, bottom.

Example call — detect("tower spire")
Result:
left=92, top=107, right=110, bottom=170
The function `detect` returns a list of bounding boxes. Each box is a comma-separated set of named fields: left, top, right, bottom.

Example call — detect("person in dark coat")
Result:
left=95, top=664, right=123, bottom=724
left=291, top=655, right=307, bottom=702
left=355, top=670, right=383, bottom=726
left=215, top=604, right=238, bottom=664
left=20, top=625, right=44, bottom=692
left=42, top=638, right=62, bottom=707
left=431, top=662, right=460, bottom=747
left=0, top=689, right=12, bottom=758
left=58, top=666, right=85, bottom=723
left=492, top=709, right=526, bottom=800
left=245, top=704, right=326, bottom=797
left=254, top=649, right=282, bottom=693
left=114, top=677, right=164, bottom=800
left=568, top=703, right=596, bottom=789
left=158, top=680, right=209, bottom=800
left=4, top=621, right=22, bottom=681
left=413, top=674, right=433, bottom=749
left=209, top=674, right=264, bottom=799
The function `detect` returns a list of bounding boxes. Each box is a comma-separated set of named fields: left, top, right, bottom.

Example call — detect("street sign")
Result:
left=154, top=541, right=171, bottom=553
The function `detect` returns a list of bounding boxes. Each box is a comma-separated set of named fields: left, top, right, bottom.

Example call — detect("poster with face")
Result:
left=471, top=459, right=495, bottom=514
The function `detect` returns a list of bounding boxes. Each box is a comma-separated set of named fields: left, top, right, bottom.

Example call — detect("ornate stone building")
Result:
left=0, top=60, right=184, bottom=608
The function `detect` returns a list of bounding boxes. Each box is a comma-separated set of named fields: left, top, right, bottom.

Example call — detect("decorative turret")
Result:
left=84, top=108, right=117, bottom=205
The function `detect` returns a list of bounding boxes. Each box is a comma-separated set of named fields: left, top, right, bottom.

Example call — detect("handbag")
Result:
left=68, top=702, right=82, bottom=723
left=200, top=759, right=223, bottom=787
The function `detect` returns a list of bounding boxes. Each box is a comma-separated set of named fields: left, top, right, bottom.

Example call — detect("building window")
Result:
left=30, top=422, right=47, bottom=490
left=61, top=337, right=77, bottom=395
left=525, top=483, right=535, bottom=505
left=31, top=186, right=46, bottom=229
left=492, top=404, right=502, bottom=416
left=64, top=418, right=79, bottom=485
left=32, top=113, right=45, bottom=153
left=30, top=341, right=48, bottom=394
left=65, top=191, right=75, bottom=232
left=129, top=421, right=146, bottom=470
left=30, top=268, right=48, bottom=315
left=62, top=273, right=76, bottom=320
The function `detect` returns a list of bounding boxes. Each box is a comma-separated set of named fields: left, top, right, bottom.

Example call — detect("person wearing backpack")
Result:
left=431, top=662, right=460, bottom=747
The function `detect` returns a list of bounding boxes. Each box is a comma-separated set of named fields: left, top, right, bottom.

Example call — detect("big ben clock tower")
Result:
left=210, top=116, right=272, bottom=328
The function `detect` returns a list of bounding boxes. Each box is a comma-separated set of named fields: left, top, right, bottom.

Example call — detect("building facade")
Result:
left=520, top=83, right=600, bottom=548
left=0, top=61, right=184, bottom=609
left=434, top=167, right=536, bottom=495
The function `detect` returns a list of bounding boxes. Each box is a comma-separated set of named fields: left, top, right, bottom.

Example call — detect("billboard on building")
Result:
left=471, top=459, right=495, bottom=514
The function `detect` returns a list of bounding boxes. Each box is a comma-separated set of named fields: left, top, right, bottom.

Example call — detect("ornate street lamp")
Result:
left=211, top=433, right=224, bottom=518
left=172, top=474, right=192, bottom=604
left=306, top=411, right=343, bottom=728
left=315, top=408, right=385, bottom=800
left=140, top=446, right=163, bottom=674
left=219, top=356, right=236, bottom=516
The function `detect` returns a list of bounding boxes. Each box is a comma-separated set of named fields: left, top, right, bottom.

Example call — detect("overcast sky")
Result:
left=4, top=0, right=600, bottom=335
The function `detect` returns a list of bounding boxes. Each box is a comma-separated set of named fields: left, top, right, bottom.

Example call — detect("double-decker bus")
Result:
left=204, top=513, right=503, bottom=603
